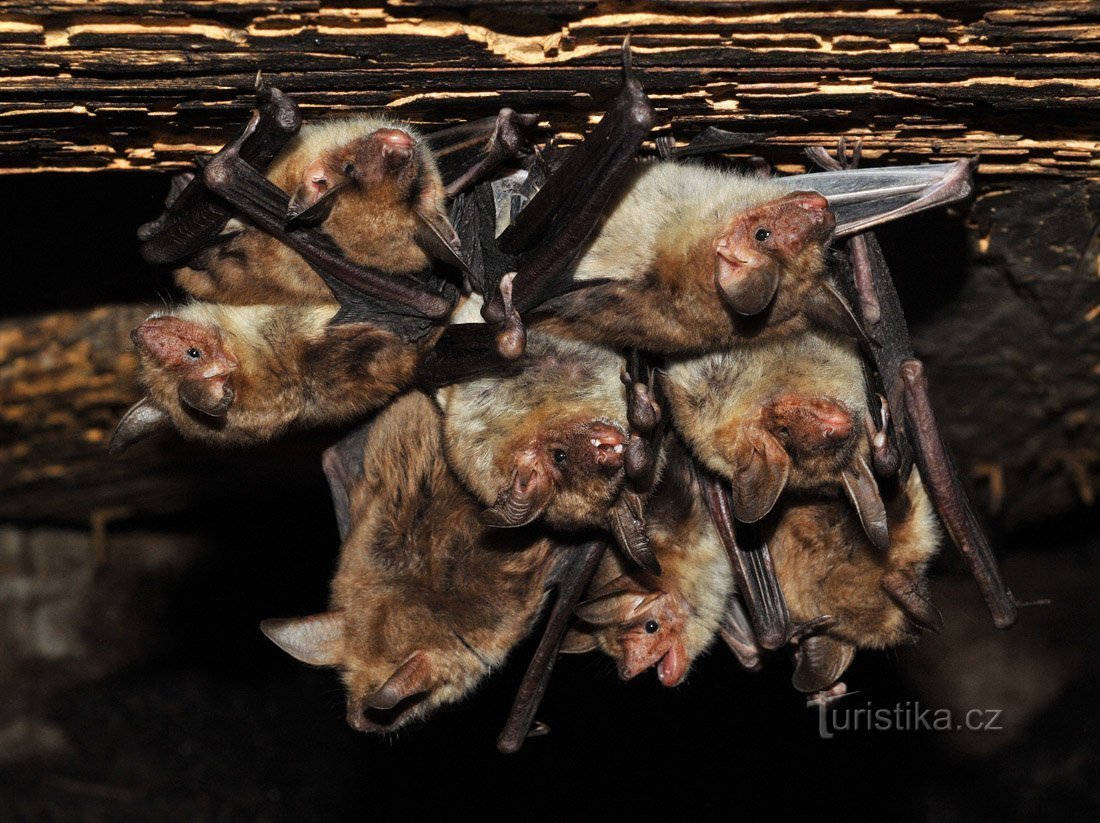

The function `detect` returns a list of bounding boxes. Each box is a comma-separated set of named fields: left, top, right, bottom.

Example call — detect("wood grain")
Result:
left=1, top=1, right=1098, bottom=175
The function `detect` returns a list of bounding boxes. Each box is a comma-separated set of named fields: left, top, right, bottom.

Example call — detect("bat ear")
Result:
left=607, top=491, right=662, bottom=575
left=260, top=612, right=346, bottom=667
left=178, top=378, right=235, bottom=418
left=574, top=589, right=661, bottom=627
left=560, top=628, right=600, bottom=654
left=287, top=159, right=349, bottom=225
left=109, top=398, right=172, bottom=455
left=730, top=427, right=790, bottom=523
left=805, top=281, right=869, bottom=342
left=841, top=456, right=890, bottom=551
left=882, top=570, right=944, bottom=631
left=715, top=248, right=780, bottom=316
left=479, top=452, right=553, bottom=528
left=363, top=651, right=432, bottom=710
left=791, top=635, right=855, bottom=693
left=416, top=209, right=468, bottom=272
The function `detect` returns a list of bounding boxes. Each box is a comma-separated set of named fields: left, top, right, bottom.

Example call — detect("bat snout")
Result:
left=587, top=423, right=626, bottom=469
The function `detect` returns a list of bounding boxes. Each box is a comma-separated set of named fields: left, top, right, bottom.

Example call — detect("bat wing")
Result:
left=809, top=146, right=1018, bottom=629
left=482, top=38, right=658, bottom=318
left=138, top=74, right=300, bottom=265
left=785, top=158, right=976, bottom=238
left=497, top=540, right=607, bottom=754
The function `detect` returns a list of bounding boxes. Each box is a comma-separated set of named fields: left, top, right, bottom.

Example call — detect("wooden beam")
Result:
left=0, top=1, right=1098, bottom=175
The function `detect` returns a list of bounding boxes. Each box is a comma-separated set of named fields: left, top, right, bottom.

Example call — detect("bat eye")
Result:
left=644, top=620, right=660, bottom=634
left=754, top=227, right=771, bottom=243
left=186, top=347, right=202, bottom=359
left=552, top=449, right=568, bottom=465
left=343, top=163, right=355, bottom=176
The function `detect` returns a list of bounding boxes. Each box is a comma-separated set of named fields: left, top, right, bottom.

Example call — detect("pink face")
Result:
left=715, top=191, right=836, bottom=315
left=613, top=594, right=689, bottom=687
left=132, top=316, right=239, bottom=416
left=482, top=420, right=627, bottom=529
left=760, top=394, right=855, bottom=456
left=291, top=127, right=424, bottom=218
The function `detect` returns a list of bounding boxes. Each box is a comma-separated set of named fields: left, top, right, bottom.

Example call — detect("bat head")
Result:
left=722, top=394, right=856, bottom=523
left=131, top=315, right=239, bottom=418
left=571, top=582, right=689, bottom=686
left=714, top=191, right=835, bottom=316
left=480, top=419, right=628, bottom=530
left=261, top=602, right=489, bottom=735
left=288, top=127, right=433, bottom=222
left=760, top=393, right=856, bottom=464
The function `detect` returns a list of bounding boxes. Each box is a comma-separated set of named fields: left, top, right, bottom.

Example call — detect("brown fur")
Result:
left=768, top=471, right=941, bottom=652
left=438, top=331, right=631, bottom=532
left=134, top=302, right=430, bottom=445
left=663, top=330, right=871, bottom=510
left=175, top=116, right=446, bottom=305
left=535, top=164, right=833, bottom=354
left=564, top=443, right=732, bottom=684
left=269, top=393, right=556, bottom=732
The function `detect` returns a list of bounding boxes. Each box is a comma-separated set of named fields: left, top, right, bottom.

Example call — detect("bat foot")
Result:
left=867, top=395, right=900, bottom=477
left=494, top=272, right=527, bottom=360
left=806, top=682, right=849, bottom=709
left=202, top=111, right=260, bottom=195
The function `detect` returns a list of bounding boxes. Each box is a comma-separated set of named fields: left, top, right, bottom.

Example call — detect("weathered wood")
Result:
left=1, top=1, right=1098, bottom=175
left=0, top=305, right=332, bottom=524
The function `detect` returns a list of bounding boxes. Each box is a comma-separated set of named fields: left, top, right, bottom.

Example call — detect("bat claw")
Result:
left=495, top=273, right=527, bottom=359
left=806, top=682, right=850, bottom=709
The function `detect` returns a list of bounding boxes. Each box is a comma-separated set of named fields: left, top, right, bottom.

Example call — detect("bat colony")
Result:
left=115, top=40, right=1021, bottom=752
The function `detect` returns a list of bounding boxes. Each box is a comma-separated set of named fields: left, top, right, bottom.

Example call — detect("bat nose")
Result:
left=376, top=129, right=415, bottom=171
left=376, top=128, right=414, bottom=149
left=788, top=191, right=829, bottom=212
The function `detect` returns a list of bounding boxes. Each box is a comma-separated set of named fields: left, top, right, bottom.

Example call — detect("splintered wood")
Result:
left=1, top=1, right=1099, bottom=175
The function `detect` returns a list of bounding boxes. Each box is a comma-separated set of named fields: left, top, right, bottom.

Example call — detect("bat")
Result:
left=662, top=329, right=890, bottom=550
left=506, top=154, right=974, bottom=357
left=111, top=302, right=425, bottom=449
left=561, top=440, right=732, bottom=686
left=437, top=326, right=658, bottom=567
left=261, top=391, right=560, bottom=733
left=140, top=75, right=535, bottom=307
left=768, top=470, right=942, bottom=695
left=807, top=141, right=1019, bottom=629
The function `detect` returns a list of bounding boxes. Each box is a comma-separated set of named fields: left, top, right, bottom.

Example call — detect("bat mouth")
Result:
left=589, top=424, right=627, bottom=468
left=656, top=639, right=687, bottom=687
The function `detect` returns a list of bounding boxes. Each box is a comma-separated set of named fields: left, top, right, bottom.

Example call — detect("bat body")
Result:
left=262, top=392, right=556, bottom=733
left=768, top=470, right=942, bottom=693
left=173, top=115, right=453, bottom=306
left=116, top=301, right=427, bottom=448
left=529, top=162, right=841, bottom=354
left=563, top=442, right=732, bottom=686
left=664, top=330, right=888, bottom=548
left=438, top=328, right=631, bottom=536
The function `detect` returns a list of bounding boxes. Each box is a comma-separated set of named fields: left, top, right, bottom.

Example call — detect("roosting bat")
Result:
left=511, top=159, right=975, bottom=356
left=168, top=115, right=457, bottom=306
left=261, top=391, right=561, bottom=733
left=561, top=441, right=732, bottom=686
left=112, top=302, right=428, bottom=449
left=437, top=327, right=647, bottom=562
left=662, top=329, right=889, bottom=549
left=768, top=470, right=942, bottom=694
